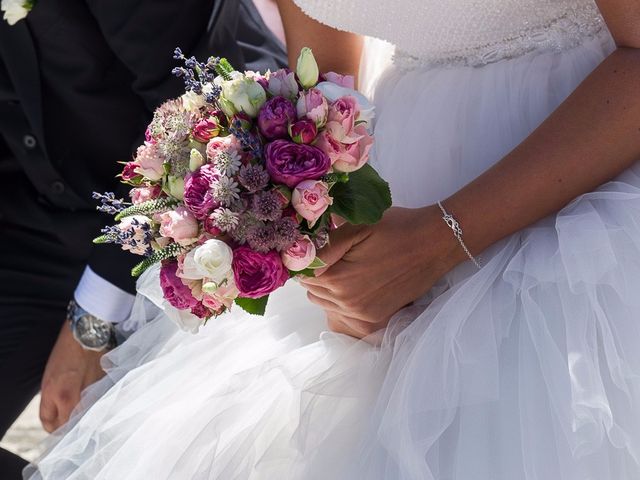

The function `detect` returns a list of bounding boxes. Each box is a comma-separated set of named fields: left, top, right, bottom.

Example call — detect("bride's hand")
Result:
left=300, top=206, right=463, bottom=338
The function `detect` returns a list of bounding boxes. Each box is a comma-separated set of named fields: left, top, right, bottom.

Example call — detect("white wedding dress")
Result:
left=26, top=1, right=640, bottom=479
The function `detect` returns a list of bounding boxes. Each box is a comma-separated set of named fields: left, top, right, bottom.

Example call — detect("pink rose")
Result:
left=281, top=235, right=316, bottom=271
left=130, top=185, right=162, bottom=204
left=323, top=72, right=355, bottom=89
left=326, top=96, right=361, bottom=144
left=315, top=125, right=373, bottom=173
left=206, top=136, right=242, bottom=163
left=158, top=207, right=199, bottom=245
left=291, top=180, right=333, bottom=227
left=193, top=116, right=221, bottom=143
left=296, top=88, right=328, bottom=128
left=134, top=143, right=165, bottom=181
left=160, top=261, right=199, bottom=311
left=121, top=162, right=141, bottom=181
left=204, top=279, right=240, bottom=309
left=202, top=294, right=224, bottom=312
left=332, top=125, right=373, bottom=172
left=232, top=246, right=289, bottom=299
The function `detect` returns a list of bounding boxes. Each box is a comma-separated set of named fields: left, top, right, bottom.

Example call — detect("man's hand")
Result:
left=39, top=322, right=106, bottom=432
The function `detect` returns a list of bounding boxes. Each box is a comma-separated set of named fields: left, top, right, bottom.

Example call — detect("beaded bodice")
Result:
left=292, top=0, right=605, bottom=68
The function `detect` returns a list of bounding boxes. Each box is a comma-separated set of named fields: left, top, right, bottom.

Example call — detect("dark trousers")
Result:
left=0, top=171, right=86, bottom=478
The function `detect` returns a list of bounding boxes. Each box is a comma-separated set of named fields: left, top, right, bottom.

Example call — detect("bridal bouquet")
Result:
left=94, top=47, right=391, bottom=331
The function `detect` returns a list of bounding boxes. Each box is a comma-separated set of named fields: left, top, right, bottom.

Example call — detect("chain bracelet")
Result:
left=437, top=201, right=482, bottom=269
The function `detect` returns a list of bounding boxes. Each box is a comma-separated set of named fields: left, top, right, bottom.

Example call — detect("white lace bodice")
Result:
left=292, top=0, right=605, bottom=68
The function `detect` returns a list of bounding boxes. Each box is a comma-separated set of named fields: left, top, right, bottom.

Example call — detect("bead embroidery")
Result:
left=292, top=0, right=606, bottom=69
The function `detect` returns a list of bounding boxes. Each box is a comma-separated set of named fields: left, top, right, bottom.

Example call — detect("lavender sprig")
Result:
left=93, top=192, right=131, bottom=215
left=171, top=48, right=226, bottom=103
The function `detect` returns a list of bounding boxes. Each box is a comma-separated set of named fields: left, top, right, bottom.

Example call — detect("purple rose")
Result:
left=264, top=140, right=331, bottom=188
left=232, top=246, right=289, bottom=299
left=258, top=96, right=297, bottom=140
left=159, top=261, right=199, bottom=310
left=289, top=119, right=317, bottom=144
left=183, top=164, right=219, bottom=220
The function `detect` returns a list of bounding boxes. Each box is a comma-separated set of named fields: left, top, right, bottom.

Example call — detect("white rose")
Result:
left=181, top=83, right=215, bottom=112
left=176, top=249, right=203, bottom=281
left=193, top=239, right=233, bottom=284
left=220, top=77, right=267, bottom=118
left=296, top=47, right=319, bottom=89
left=2, top=0, right=29, bottom=25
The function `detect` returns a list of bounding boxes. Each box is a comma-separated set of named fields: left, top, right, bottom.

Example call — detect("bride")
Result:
left=27, top=0, right=640, bottom=478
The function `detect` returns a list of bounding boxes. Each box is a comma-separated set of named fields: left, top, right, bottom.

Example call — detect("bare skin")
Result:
left=277, top=0, right=640, bottom=338
left=40, top=323, right=105, bottom=432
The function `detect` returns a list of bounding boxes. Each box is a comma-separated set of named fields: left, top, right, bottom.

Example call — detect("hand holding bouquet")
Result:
left=94, top=48, right=391, bottom=332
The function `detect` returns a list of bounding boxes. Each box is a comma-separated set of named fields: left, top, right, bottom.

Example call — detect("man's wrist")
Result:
left=67, top=300, right=117, bottom=352
left=74, top=266, right=135, bottom=323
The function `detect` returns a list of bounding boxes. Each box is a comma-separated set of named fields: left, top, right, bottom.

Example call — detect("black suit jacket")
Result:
left=0, top=0, right=286, bottom=293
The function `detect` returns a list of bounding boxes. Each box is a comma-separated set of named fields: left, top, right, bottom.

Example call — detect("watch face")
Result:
left=74, top=315, right=112, bottom=350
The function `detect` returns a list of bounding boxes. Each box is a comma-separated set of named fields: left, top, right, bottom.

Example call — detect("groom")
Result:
left=0, top=0, right=285, bottom=475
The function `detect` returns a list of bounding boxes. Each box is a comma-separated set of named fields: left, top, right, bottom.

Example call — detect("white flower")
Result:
left=189, top=148, right=205, bottom=171
left=210, top=207, right=239, bottom=232
left=213, top=150, right=241, bottom=176
left=220, top=77, right=267, bottom=118
left=211, top=175, right=240, bottom=206
left=181, top=83, right=214, bottom=112
left=296, top=48, right=320, bottom=89
left=177, top=249, right=204, bottom=281
left=2, top=0, right=30, bottom=26
left=193, top=239, right=233, bottom=284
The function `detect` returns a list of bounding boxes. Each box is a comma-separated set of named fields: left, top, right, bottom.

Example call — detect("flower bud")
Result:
left=189, top=149, right=205, bottom=171
left=289, top=119, right=317, bottom=144
left=220, top=77, right=267, bottom=118
left=296, top=48, right=319, bottom=89
left=167, top=175, right=185, bottom=200
left=273, top=185, right=292, bottom=208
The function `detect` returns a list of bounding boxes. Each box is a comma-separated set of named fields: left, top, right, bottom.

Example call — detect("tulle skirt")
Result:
left=26, top=32, right=640, bottom=479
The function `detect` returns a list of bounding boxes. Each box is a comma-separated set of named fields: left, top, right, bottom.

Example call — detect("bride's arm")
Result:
left=276, top=0, right=363, bottom=78
left=299, top=0, right=640, bottom=337
left=446, top=0, right=640, bottom=260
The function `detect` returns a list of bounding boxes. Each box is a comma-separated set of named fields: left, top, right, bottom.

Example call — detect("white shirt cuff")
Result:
left=74, top=266, right=135, bottom=323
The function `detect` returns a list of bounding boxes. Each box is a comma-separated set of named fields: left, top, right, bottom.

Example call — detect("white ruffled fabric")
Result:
left=26, top=31, right=640, bottom=480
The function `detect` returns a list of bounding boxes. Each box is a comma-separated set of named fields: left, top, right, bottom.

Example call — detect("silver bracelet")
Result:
left=437, top=201, right=482, bottom=269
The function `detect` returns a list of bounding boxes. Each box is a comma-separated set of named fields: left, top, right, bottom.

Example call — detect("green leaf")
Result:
left=307, top=257, right=326, bottom=269
left=92, top=234, right=112, bottom=244
left=330, top=164, right=392, bottom=225
left=292, top=268, right=316, bottom=278
left=234, top=295, right=269, bottom=316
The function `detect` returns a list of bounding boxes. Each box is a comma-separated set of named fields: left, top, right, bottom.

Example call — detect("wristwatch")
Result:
left=67, top=300, right=117, bottom=351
